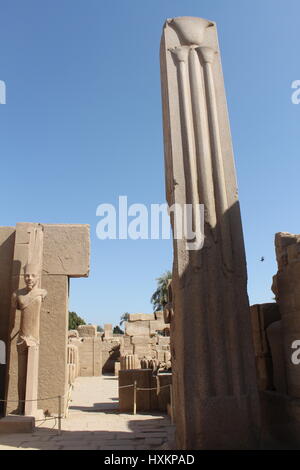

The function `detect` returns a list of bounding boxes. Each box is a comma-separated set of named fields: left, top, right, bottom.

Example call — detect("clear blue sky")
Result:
left=0, top=0, right=299, bottom=327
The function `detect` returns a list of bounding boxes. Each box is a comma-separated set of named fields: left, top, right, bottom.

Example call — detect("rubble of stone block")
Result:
left=120, top=312, right=170, bottom=369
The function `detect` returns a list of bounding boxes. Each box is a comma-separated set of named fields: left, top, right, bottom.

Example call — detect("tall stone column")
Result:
left=160, top=17, right=260, bottom=449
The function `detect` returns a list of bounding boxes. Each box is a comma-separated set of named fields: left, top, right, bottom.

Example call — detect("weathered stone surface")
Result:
left=160, top=16, right=260, bottom=449
left=42, top=224, right=90, bottom=277
left=77, top=337, right=102, bottom=377
left=38, top=275, right=69, bottom=414
left=157, top=336, right=170, bottom=346
left=133, top=344, right=151, bottom=358
left=0, top=416, right=34, bottom=434
left=78, top=325, right=97, bottom=337
left=119, top=369, right=171, bottom=412
left=266, top=321, right=287, bottom=394
left=114, top=362, right=120, bottom=376
left=150, top=320, right=169, bottom=335
left=250, top=304, right=280, bottom=391
left=128, top=313, right=155, bottom=322
left=131, top=336, right=151, bottom=345
left=125, top=321, right=150, bottom=337
left=68, top=330, right=79, bottom=338
left=104, top=324, right=113, bottom=338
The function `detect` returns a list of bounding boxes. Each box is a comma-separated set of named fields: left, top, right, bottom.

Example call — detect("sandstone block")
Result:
left=43, top=224, right=90, bottom=277
left=125, top=321, right=150, bottom=336
left=78, top=325, right=97, bottom=337
left=0, top=416, right=34, bottom=434
left=150, top=320, right=166, bottom=335
left=133, top=344, right=151, bottom=357
left=128, top=313, right=155, bottom=322
left=131, top=336, right=151, bottom=345
left=158, top=336, right=170, bottom=346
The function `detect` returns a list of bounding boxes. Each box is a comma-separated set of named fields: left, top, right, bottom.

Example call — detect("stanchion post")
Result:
left=133, top=381, right=137, bottom=415
left=58, top=395, right=62, bottom=435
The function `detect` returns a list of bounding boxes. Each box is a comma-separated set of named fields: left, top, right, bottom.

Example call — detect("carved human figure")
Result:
left=12, top=263, right=47, bottom=413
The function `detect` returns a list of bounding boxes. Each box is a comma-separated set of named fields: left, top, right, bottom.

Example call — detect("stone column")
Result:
left=160, top=16, right=260, bottom=449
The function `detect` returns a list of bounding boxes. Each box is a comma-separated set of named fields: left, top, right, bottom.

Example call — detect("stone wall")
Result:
left=251, top=232, right=300, bottom=447
left=68, top=325, right=102, bottom=377
left=101, top=334, right=122, bottom=374
left=3, top=223, right=90, bottom=416
left=120, top=312, right=171, bottom=368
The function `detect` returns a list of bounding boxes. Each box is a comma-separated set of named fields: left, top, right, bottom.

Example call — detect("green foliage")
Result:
left=97, top=325, right=104, bottom=332
left=68, top=311, right=86, bottom=330
left=113, top=325, right=124, bottom=335
left=150, top=270, right=172, bottom=312
left=120, top=312, right=130, bottom=326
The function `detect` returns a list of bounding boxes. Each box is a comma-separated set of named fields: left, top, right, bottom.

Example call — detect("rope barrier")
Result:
left=0, top=393, right=67, bottom=436
left=118, top=383, right=171, bottom=391
left=0, top=394, right=67, bottom=403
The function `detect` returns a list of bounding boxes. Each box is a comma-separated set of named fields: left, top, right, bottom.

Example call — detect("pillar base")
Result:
left=0, top=416, right=35, bottom=433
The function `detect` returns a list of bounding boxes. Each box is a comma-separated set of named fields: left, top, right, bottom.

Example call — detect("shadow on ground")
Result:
left=0, top=415, right=175, bottom=450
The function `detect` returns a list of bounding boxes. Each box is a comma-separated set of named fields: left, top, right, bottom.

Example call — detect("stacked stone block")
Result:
left=120, top=312, right=170, bottom=369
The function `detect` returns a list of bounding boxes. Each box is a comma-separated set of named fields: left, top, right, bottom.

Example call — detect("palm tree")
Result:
left=120, top=312, right=130, bottom=326
left=150, top=270, right=172, bottom=312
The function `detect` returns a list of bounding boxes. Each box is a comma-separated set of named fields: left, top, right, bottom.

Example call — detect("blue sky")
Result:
left=0, top=0, right=299, bottom=327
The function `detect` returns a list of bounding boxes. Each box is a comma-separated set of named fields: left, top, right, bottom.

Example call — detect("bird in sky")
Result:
left=260, top=256, right=265, bottom=262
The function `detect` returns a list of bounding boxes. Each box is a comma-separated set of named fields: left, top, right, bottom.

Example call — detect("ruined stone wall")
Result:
left=120, top=312, right=171, bottom=367
left=5, top=223, right=90, bottom=416
left=101, top=333, right=122, bottom=374
left=251, top=232, right=300, bottom=447
left=68, top=325, right=102, bottom=377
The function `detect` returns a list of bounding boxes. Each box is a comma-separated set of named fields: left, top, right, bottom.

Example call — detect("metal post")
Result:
left=58, top=395, right=62, bottom=435
left=133, top=381, right=137, bottom=415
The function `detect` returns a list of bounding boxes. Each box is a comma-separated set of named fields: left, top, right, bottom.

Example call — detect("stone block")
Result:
left=115, top=362, right=121, bottom=376
left=157, top=351, right=165, bottom=362
left=150, top=320, right=166, bottom=335
left=128, top=313, right=155, bottom=322
left=125, top=321, right=150, bottom=336
left=0, top=416, right=34, bottom=433
left=78, top=325, right=97, bottom=337
left=131, top=336, right=151, bottom=345
left=133, top=344, right=151, bottom=358
left=68, top=330, right=79, bottom=338
left=119, top=369, right=152, bottom=412
left=104, top=324, right=112, bottom=338
left=43, top=224, right=90, bottom=277
left=119, top=370, right=171, bottom=413
left=158, top=336, right=170, bottom=346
